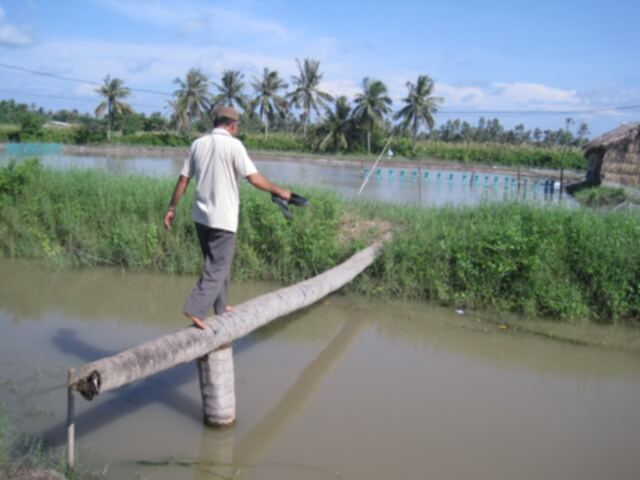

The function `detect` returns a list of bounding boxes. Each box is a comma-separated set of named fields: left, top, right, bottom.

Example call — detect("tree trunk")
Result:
left=303, top=113, right=308, bottom=137
left=412, top=118, right=418, bottom=150
left=198, top=345, right=235, bottom=427
left=73, top=235, right=390, bottom=400
left=107, top=103, right=112, bottom=142
left=367, top=129, right=371, bottom=155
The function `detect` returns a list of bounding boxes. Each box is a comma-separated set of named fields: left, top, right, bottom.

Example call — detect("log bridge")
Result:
left=65, top=235, right=389, bottom=470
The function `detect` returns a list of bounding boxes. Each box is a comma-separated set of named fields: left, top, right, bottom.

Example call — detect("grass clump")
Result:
left=1, top=160, right=639, bottom=324
left=574, top=186, right=628, bottom=207
left=0, top=404, right=72, bottom=479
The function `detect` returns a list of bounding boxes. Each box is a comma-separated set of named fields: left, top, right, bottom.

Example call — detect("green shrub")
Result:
left=239, top=132, right=314, bottom=152
left=574, top=186, right=627, bottom=207
left=411, top=141, right=586, bottom=169
left=119, top=132, right=194, bottom=147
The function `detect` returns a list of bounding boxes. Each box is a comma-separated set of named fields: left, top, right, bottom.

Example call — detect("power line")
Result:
left=1, top=61, right=638, bottom=117
left=0, top=89, right=165, bottom=110
left=0, top=63, right=174, bottom=98
left=438, top=105, right=640, bottom=116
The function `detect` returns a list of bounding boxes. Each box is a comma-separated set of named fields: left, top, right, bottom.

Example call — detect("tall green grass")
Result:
left=574, top=186, right=628, bottom=207
left=408, top=140, right=586, bottom=170
left=0, top=159, right=346, bottom=282
left=349, top=201, right=640, bottom=321
left=0, top=403, right=71, bottom=479
left=1, top=160, right=639, bottom=323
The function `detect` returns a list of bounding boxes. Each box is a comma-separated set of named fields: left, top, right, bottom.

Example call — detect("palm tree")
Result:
left=287, top=58, right=333, bottom=137
left=393, top=75, right=443, bottom=148
left=251, top=68, right=288, bottom=139
left=95, top=75, right=131, bottom=141
left=318, top=96, right=352, bottom=152
left=353, top=77, right=392, bottom=154
left=172, top=68, right=210, bottom=133
left=213, top=70, right=248, bottom=110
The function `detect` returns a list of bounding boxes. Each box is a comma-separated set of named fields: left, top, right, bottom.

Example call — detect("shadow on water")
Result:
left=41, top=308, right=327, bottom=448
left=129, top=317, right=368, bottom=479
left=44, top=315, right=367, bottom=478
left=43, top=327, right=257, bottom=447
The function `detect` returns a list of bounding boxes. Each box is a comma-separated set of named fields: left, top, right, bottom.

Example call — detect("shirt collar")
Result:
left=212, top=127, right=232, bottom=136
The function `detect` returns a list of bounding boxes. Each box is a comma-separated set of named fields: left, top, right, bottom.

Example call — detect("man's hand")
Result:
left=279, top=188, right=292, bottom=201
left=247, top=173, right=291, bottom=200
left=164, top=209, right=175, bottom=230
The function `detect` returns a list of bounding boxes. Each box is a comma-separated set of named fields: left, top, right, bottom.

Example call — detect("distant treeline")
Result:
left=1, top=57, right=591, bottom=157
left=0, top=97, right=587, bottom=170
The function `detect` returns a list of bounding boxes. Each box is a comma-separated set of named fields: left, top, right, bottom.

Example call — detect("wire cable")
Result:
left=0, top=88, right=165, bottom=110
left=1, top=62, right=638, bottom=117
left=0, top=63, right=173, bottom=97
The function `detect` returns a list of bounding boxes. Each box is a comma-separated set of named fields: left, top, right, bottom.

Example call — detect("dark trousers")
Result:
left=183, top=223, right=236, bottom=319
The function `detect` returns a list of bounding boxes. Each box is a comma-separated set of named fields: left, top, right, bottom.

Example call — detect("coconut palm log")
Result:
left=73, top=235, right=389, bottom=400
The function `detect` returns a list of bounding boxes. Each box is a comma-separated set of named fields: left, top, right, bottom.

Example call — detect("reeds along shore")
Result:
left=1, top=160, right=639, bottom=323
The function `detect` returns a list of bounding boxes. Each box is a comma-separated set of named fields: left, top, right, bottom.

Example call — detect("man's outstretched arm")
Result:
left=246, top=173, right=291, bottom=200
left=164, top=175, right=190, bottom=230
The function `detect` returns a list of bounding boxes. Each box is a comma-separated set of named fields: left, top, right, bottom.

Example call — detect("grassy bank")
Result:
left=0, top=404, right=69, bottom=479
left=574, top=186, right=628, bottom=207
left=2, top=129, right=585, bottom=171
left=410, top=140, right=585, bottom=170
left=1, top=160, right=639, bottom=323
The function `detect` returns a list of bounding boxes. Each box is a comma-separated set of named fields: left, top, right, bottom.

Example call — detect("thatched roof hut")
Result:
left=583, top=122, right=640, bottom=188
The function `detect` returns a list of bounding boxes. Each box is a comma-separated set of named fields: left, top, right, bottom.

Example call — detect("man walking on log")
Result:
left=164, top=106, right=291, bottom=329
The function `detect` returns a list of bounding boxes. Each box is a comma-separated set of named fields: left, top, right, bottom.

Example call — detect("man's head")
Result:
left=214, top=106, right=240, bottom=135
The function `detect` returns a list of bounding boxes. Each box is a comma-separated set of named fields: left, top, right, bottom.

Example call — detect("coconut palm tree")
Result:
left=172, top=68, right=210, bottom=133
left=287, top=58, right=333, bottom=137
left=251, top=68, right=288, bottom=139
left=213, top=70, right=248, bottom=111
left=352, top=77, right=392, bottom=154
left=393, top=75, right=443, bottom=148
left=95, top=75, right=132, bottom=141
left=317, top=96, right=352, bottom=152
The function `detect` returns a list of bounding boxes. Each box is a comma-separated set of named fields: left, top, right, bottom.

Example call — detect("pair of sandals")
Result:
left=271, top=192, right=308, bottom=220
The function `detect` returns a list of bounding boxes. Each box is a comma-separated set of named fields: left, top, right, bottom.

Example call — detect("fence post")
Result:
left=67, top=369, right=76, bottom=473
left=197, top=345, right=236, bottom=427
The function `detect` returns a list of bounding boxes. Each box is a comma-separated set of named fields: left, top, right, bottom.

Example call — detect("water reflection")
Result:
left=0, top=151, right=576, bottom=207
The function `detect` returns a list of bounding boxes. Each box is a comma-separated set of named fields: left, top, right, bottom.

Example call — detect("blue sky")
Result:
left=1, top=0, right=638, bottom=135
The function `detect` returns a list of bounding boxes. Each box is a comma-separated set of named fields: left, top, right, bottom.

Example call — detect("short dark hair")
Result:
left=213, top=116, right=238, bottom=128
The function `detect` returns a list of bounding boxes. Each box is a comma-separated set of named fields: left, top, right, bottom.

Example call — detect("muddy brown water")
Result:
left=1, top=259, right=639, bottom=480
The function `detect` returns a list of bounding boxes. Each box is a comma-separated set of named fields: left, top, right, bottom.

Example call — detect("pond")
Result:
left=1, top=259, right=639, bottom=480
left=0, top=149, right=575, bottom=207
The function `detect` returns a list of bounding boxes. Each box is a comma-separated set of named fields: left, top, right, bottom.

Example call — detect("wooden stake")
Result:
left=357, top=137, right=392, bottom=197
left=197, top=345, right=236, bottom=428
left=67, top=369, right=76, bottom=472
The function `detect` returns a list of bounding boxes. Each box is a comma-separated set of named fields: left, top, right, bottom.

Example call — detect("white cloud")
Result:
left=435, top=81, right=584, bottom=112
left=95, top=0, right=289, bottom=40
left=73, top=83, right=100, bottom=98
left=319, top=79, right=360, bottom=99
left=0, top=6, right=34, bottom=46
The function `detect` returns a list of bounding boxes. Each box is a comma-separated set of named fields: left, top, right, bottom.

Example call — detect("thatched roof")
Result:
left=584, top=122, right=640, bottom=188
left=584, top=122, right=640, bottom=153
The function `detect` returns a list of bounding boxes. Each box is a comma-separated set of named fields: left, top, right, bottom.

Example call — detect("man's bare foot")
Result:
left=185, top=314, right=208, bottom=330
left=225, top=305, right=234, bottom=313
